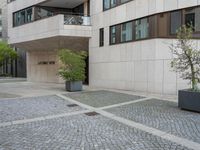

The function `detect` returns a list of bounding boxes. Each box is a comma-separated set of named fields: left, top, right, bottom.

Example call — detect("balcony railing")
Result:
left=64, top=15, right=91, bottom=26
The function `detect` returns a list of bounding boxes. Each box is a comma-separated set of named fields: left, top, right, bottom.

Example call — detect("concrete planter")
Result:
left=178, top=89, right=200, bottom=113
left=65, top=81, right=82, bottom=92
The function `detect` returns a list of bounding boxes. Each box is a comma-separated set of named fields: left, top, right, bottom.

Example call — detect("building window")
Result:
left=121, top=22, right=133, bottom=42
left=99, top=28, right=104, bottom=47
left=103, top=0, right=132, bottom=11
left=110, top=26, right=116, bottom=44
left=170, top=11, right=182, bottom=34
left=135, top=18, right=149, bottom=40
left=13, top=7, right=33, bottom=27
left=104, top=0, right=110, bottom=10
left=121, top=0, right=130, bottom=4
left=184, top=7, right=200, bottom=32
left=111, top=0, right=117, bottom=7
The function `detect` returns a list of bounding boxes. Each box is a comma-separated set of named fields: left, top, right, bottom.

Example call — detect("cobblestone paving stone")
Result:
left=106, top=99, right=200, bottom=144
left=66, top=90, right=144, bottom=107
left=0, top=114, right=192, bottom=150
left=0, top=95, right=85, bottom=123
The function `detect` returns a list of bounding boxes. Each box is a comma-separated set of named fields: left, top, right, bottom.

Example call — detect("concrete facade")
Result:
left=89, top=0, right=200, bottom=95
left=7, top=0, right=200, bottom=94
left=7, top=0, right=91, bottom=83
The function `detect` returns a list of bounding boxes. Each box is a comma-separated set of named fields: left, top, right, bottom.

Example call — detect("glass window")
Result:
left=20, top=10, right=26, bottom=25
left=110, top=26, right=116, bottom=44
left=26, top=8, right=33, bottom=23
left=104, top=0, right=110, bottom=10
left=170, top=11, right=182, bottom=34
left=121, top=22, right=133, bottom=42
left=13, top=7, right=34, bottom=27
left=185, top=8, right=195, bottom=28
left=185, top=7, right=200, bottom=32
left=111, top=0, right=117, bottom=7
left=194, top=7, right=200, bottom=31
left=121, top=0, right=130, bottom=4
left=99, top=28, right=104, bottom=47
left=135, top=18, right=149, bottom=40
left=37, top=7, right=53, bottom=19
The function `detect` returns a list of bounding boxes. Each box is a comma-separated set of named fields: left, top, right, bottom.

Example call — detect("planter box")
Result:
left=65, top=81, right=82, bottom=92
left=178, top=89, right=200, bottom=113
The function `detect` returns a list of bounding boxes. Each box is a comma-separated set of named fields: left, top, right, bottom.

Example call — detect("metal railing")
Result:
left=64, top=15, right=91, bottom=26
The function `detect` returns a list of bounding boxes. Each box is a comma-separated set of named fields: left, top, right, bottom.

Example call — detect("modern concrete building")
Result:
left=7, top=0, right=200, bottom=95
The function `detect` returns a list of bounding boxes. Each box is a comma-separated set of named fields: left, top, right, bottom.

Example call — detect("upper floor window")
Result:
left=13, top=7, right=33, bottom=27
left=110, top=26, right=116, bottom=44
left=103, top=0, right=132, bottom=11
left=7, top=0, right=15, bottom=3
left=99, top=28, right=104, bottom=47
left=184, top=7, right=200, bottom=32
left=170, top=11, right=182, bottom=34
left=109, top=6, right=200, bottom=45
left=104, top=0, right=111, bottom=10
left=135, top=18, right=149, bottom=40
left=121, top=22, right=133, bottom=42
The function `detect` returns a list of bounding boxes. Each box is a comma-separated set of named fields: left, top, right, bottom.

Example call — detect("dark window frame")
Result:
left=109, top=5, right=200, bottom=46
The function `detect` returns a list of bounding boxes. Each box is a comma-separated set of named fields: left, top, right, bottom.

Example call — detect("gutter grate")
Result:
left=84, top=112, right=99, bottom=116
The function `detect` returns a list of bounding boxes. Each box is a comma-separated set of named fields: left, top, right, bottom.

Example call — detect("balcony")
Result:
left=64, top=15, right=91, bottom=26
left=8, top=14, right=91, bottom=51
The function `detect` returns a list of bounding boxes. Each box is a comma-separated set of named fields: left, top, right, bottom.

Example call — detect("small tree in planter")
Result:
left=170, top=25, right=200, bottom=112
left=58, top=49, right=87, bottom=92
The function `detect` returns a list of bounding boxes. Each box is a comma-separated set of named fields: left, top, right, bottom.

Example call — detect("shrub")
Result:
left=58, top=49, right=87, bottom=81
left=0, top=42, right=18, bottom=67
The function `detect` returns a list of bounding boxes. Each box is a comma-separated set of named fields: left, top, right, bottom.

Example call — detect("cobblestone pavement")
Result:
left=0, top=114, right=191, bottom=150
left=66, top=90, right=144, bottom=107
left=106, top=99, right=200, bottom=144
left=0, top=95, right=85, bottom=123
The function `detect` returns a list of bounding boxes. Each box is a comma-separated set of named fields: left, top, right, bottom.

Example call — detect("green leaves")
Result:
left=0, top=42, right=18, bottom=67
left=58, top=49, right=87, bottom=81
left=170, top=25, right=200, bottom=91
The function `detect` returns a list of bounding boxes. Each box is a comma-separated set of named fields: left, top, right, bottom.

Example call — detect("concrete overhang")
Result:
left=39, top=0, right=87, bottom=9
left=8, top=14, right=91, bottom=48
left=12, top=36, right=89, bottom=51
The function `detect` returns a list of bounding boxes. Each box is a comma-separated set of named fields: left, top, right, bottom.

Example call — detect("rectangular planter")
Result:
left=178, top=89, right=200, bottom=113
left=65, top=81, right=82, bottom=92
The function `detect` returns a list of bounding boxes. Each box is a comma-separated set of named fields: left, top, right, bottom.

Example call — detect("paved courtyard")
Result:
left=0, top=82, right=200, bottom=150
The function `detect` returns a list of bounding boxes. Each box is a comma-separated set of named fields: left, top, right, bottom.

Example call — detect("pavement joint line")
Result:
left=58, top=94, right=200, bottom=150
left=106, top=89, right=177, bottom=102
left=57, top=94, right=95, bottom=110
left=97, top=97, right=152, bottom=110
left=97, top=110, right=200, bottom=150
left=0, top=110, right=90, bottom=128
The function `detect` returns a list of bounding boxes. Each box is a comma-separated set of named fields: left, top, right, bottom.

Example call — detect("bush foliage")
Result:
left=58, top=49, right=87, bottom=81
left=0, top=42, right=18, bottom=67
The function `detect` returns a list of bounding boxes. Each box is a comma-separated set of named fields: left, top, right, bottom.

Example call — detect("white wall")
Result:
left=89, top=0, right=200, bottom=95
